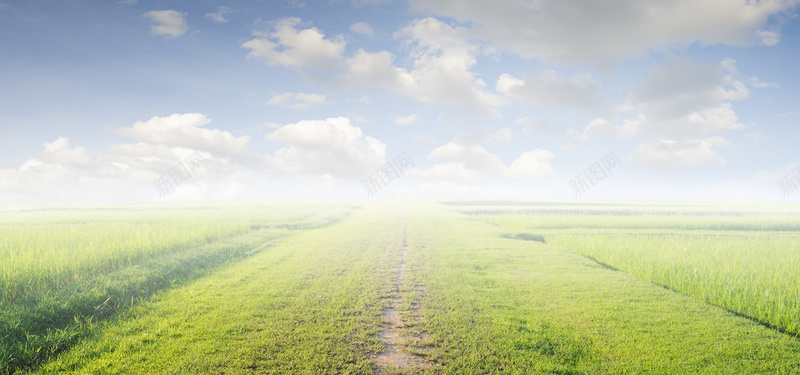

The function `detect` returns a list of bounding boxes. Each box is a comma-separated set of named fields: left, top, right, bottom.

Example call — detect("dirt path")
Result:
left=372, top=222, right=433, bottom=374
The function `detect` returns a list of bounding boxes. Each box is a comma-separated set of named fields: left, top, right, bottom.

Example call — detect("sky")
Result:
left=1, top=0, right=800, bottom=203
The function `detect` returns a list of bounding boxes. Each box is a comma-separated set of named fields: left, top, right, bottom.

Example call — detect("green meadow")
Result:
left=2, top=200, right=800, bottom=374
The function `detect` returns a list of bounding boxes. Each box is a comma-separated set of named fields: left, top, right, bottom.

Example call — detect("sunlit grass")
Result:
left=474, top=201, right=800, bottom=336
left=0, top=200, right=357, bottom=374
left=545, top=231, right=800, bottom=335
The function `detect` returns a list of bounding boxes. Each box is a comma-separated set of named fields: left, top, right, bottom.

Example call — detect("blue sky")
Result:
left=1, top=0, right=800, bottom=203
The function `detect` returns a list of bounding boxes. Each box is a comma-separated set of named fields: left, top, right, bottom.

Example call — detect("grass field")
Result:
left=2, top=200, right=800, bottom=374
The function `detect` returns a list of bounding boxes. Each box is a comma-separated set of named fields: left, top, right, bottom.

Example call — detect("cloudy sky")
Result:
left=2, top=0, right=800, bottom=203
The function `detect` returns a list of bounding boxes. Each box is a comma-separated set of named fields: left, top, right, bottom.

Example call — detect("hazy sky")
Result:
left=2, top=0, right=800, bottom=203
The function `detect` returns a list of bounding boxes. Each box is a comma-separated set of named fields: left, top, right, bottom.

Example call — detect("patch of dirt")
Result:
left=372, top=222, right=435, bottom=374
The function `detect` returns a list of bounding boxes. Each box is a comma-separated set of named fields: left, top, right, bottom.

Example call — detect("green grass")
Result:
left=469, top=200, right=800, bottom=343
left=409, top=204, right=800, bottom=373
left=3, top=200, right=800, bottom=374
left=26, top=204, right=400, bottom=374
left=543, top=231, right=800, bottom=335
left=0, top=201, right=353, bottom=303
left=0, top=201, right=356, bottom=374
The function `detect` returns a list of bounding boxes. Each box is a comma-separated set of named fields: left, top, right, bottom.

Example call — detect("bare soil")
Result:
left=372, top=223, right=434, bottom=374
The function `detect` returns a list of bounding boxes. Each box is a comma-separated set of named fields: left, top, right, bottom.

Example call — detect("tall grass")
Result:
left=471, top=202, right=800, bottom=335
left=545, top=232, right=800, bottom=335
left=0, top=201, right=355, bottom=303
left=0, top=201, right=356, bottom=374
left=0, top=215, right=249, bottom=303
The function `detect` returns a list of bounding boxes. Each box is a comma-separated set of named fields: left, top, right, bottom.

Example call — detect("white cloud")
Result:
left=756, top=29, right=780, bottom=46
left=389, top=18, right=503, bottom=113
left=143, top=10, right=188, bottom=38
left=629, top=136, right=730, bottom=171
left=394, top=113, right=418, bottom=126
left=340, top=18, right=501, bottom=114
left=242, top=18, right=346, bottom=70
left=497, top=70, right=603, bottom=108
left=748, top=76, right=779, bottom=88
left=0, top=113, right=270, bottom=203
left=109, top=113, right=249, bottom=155
left=342, top=49, right=400, bottom=87
left=429, top=142, right=504, bottom=172
left=414, top=140, right=554, bottom=183
left=408, top=0, right=800, bottom=62
left=267, top=92, right=326, bottom=110
left=265, top=117, right=386, bottom=180
left=243, top=17, right=500, bottom=114
left=583, top=57, right=751, bottom=140
left=205, top=6, right=231, bottom=23
left=507, top=150, right=555, bottom=180
left=350, top=22, right=374, bottom=36
left=37, top=137, right=96, bottom=168
left=627, top=56, right=727, bottom=120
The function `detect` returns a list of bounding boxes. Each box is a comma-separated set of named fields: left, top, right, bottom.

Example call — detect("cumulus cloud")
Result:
left=629, top=137, right=730, bottom=171
left=205, top=6, right=231, bottom=23
left=413, top=140, right=554, bottom=183
left=265, top=117, right=386, bottom=181
left=582, top=57, right=759, bottom=140
left=408, top=0, right=800, bottom=62
left=627, top=57, right=729, bottom=121
left=497, top=70, right=603, bottom=108
left=36, top=137, right=96, bottom=168
left=267, top=92, right=326, bottom=110
left=394, top=113, right=418, bottom=126
left=243, top=17, right=500, bottom=114
left=350, top=22, right=374, bottom=36
left=394, top=18, right=502, bottom=113
left=345, top=18, right=501, bottom=114
left=342, top=49, right=400, bottom=87
left=429, top=142, right=504, bottom=172
left=109, top=113, right=249, bottom=155
left=242, top=17, right=346, bottom=70
left=0, top=114, right=269, bottom=203
left=143, top=10, right=188, bottom=38
left=507, top=150, right=555, bottom=180
left=748, top=76, right=779, bottom=88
